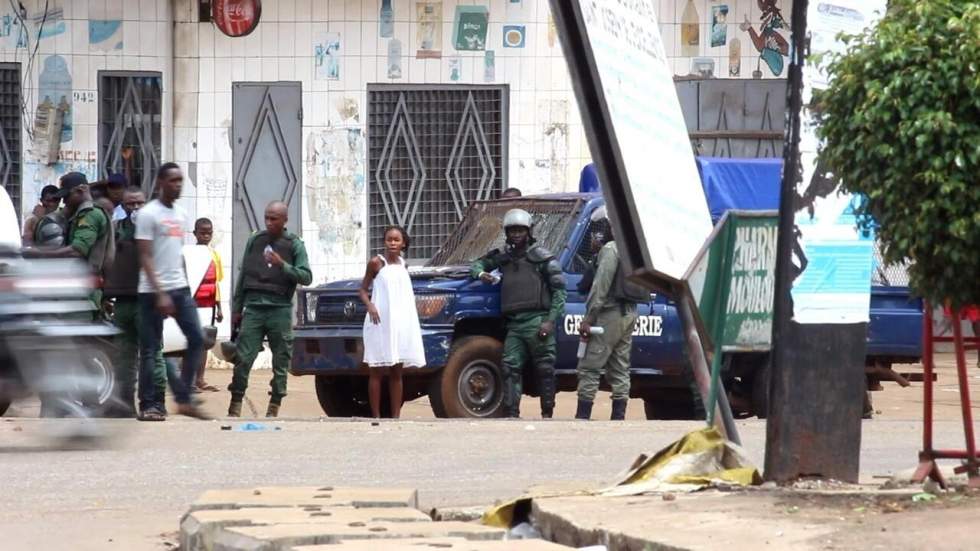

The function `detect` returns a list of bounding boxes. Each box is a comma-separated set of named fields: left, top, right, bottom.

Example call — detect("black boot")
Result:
left=575, top=400, right=593, bottom=420
left=611, top=398, right=628, bottom=421
left=537, top=363, right=556, bottom=420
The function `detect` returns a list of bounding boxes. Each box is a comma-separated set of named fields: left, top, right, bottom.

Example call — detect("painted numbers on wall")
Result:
left=72, top=91, right=95, bottom=103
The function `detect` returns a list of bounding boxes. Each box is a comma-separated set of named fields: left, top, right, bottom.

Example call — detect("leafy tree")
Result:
left=815, top=0, right=980, bottom=308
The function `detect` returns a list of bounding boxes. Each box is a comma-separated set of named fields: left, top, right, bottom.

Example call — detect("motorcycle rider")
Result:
left=24, top=172, right=115, bottom=314
left=32, top=174, right=80, bottom=249
left=470, top=209, right=566, bottom=418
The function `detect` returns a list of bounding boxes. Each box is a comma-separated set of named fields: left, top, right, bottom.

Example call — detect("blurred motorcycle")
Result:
left=0, top=186, right=118, bottom=420
left=0, top=255, right=119, bottom=418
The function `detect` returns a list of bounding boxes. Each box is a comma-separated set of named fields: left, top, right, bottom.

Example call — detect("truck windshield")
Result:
left=427, top=198, right=584, bottom=267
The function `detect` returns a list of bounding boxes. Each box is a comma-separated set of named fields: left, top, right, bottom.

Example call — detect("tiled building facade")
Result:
left=3, top=0, right=792, bottom=300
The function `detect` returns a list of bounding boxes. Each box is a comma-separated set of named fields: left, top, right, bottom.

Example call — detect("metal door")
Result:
left=231, top=82, right=302, bottom=287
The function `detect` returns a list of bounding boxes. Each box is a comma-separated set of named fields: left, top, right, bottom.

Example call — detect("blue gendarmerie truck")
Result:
left=291, top=163, right=923, bottom=418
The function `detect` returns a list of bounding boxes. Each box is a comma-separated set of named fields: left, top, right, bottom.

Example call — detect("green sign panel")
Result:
left=452, top=6, right=489, bottom=51
left=685, top=211, right=778, bottom=352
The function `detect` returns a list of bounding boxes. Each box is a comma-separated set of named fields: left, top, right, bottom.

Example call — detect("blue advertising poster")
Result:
left=791, top=0, right=887, bottom=324
left=790, top=190, right=874, bottom=323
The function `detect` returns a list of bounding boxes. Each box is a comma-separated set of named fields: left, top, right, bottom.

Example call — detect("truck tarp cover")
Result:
left=695, top=157, right=782, bottom=224
left=579, top=157, right=782, bottom=225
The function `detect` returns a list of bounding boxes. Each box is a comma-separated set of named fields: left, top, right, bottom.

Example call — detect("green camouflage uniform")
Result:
left=577, top=241, right=638, bottom=402
left=471, top=246, right=566, bottom=417
left=229, top=231, right=312, bottom=405
left=66, top=201, right=112, bottom=312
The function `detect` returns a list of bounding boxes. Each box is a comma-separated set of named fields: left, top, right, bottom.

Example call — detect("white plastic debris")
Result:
left=508, top=522, right=542, bottom=540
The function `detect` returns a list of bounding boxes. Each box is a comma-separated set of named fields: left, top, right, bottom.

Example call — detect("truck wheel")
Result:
left=0, top=398, right=9, bottom=417
left=315, top=376, right=374, bottom=417
left=438, top=336, right=505, bottom=418
left=428, top=376, right=448, bottom=418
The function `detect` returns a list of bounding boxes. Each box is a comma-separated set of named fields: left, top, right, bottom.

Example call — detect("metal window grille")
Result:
left=367, top=84, right=509, bottom=261
left=98, top=72, right=162, bottom=194
left=872, top=243, right=911, bottom=287
left=428, top=198, right=582, bottom=267
left=0, top=63, right=22, bottom=222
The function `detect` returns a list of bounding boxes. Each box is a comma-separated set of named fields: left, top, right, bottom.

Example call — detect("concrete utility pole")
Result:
left=765, top=0, right=867, bottom=483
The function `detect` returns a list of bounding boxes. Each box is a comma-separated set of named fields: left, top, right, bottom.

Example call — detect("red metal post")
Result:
left=951, top=307, right=980, bottom=487
left=922, top=303, right=935, bottom=453
left=912, top=302, right=946, bottom=487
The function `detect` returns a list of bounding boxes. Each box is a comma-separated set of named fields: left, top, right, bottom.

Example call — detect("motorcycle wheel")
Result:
left=80, top=346, right=115, bottom=408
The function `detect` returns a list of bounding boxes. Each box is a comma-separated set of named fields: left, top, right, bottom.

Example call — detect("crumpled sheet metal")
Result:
left=482, top=428, right=760, bottom=528
left=601, top=427, right=761, bottom=496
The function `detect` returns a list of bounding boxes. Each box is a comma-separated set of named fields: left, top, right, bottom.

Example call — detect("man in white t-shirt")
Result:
left=135, top=162, right=208, bottom=421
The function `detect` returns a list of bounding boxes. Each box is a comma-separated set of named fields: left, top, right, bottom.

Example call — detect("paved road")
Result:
left=1, top=416, right=977, bottom=550
left=2, top=354, right=978, bottom=550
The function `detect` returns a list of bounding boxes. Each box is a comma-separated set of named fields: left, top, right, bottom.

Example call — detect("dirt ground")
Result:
left=7, top=352, right=653, bottom=421
left=3, top=351, right=978, bottom=550
left=8, top=351, right=977, bottom=422
left=157, top=349, right=980, bottom=422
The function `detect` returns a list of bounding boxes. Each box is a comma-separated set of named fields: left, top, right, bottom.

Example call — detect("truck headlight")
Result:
left=415, top=294, right=451, bottom=320
left=306, top=293, right=319, bottom=323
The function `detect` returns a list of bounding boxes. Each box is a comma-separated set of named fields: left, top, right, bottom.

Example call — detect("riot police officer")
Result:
left=575, top=207, right=649, bottom=420
left=470, top=209, right=566, bottom=418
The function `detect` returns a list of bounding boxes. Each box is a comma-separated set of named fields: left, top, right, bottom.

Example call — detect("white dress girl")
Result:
left=363, top=255, right=426, bottom=368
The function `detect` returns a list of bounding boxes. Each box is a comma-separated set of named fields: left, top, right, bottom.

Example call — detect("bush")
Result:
left=814, top=0, right=980, bottom=308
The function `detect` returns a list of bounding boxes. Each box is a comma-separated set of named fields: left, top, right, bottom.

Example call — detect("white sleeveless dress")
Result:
left=362, top=255, right=426, bottom=368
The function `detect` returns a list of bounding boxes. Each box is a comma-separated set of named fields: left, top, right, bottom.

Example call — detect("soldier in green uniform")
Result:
left=25, top=172, right=114, bottom=314
left=575, top=207, right=648, bottom=420
left=101, top=187, right=168, bottom=417
left=228, top=201, right=312, bottom=418
left=470, top=209, right=566, bottom=418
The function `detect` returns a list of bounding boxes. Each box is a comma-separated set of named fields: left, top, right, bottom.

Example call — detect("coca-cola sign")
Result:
left=213, top=0, right=262, bottom=37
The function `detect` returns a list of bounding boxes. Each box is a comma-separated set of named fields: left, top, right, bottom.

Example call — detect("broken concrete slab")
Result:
left=212, top=520, right=505, bottom=551
left=294, top=537, right=573, bottom=550
left=532, top=493, right=834, bottom=551
left=428, top=505, right=486, bottom=522
left=532, top=488, right=980, bottom=551
left=181, top=506, right=430, bottom=551
left=189, top=487, right=418, bottom=511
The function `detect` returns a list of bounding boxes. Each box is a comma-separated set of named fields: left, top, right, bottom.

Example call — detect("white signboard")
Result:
left=791, top=1, right=886, bottom=324
left=558, top=0, right=713, bottom=283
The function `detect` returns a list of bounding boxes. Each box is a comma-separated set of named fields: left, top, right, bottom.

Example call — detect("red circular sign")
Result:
left=213, top=0, right=262, bottom=38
